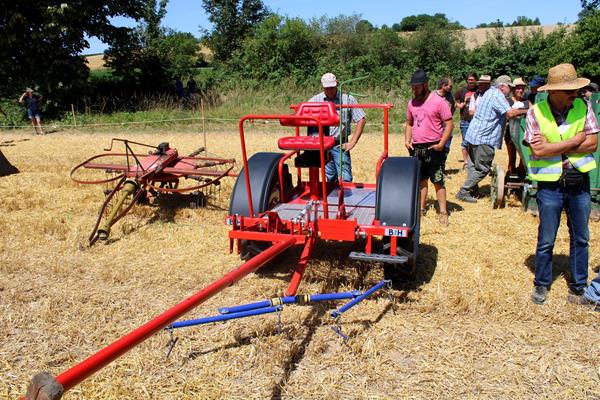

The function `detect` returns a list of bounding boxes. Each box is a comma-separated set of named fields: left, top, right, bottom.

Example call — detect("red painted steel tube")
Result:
left=278, top=150, right=298, bottom=202
left=51, top=238, right=295, bottom=392
left=238, top=114, right=325, bottom=218
left=286, top=235, right=316, bottom=296
left=318, top=124, right=329, bottom=218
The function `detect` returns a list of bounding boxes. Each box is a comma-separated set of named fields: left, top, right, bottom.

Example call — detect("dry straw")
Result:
left=0, top=127, right=599, bottom=399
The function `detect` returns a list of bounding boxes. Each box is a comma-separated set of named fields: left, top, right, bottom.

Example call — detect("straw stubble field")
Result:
left=0, top=127, right=599, bottom=399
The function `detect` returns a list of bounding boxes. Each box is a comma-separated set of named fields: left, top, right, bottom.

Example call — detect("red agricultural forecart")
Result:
left=70, top=139, right=236, bottom=245
left=22, top=100, right=422, bottom=399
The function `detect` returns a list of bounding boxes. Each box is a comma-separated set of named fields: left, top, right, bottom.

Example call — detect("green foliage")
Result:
left=476, top=19, right=506, bottom=28
left=477, top=16, right=541, bottom=28
left=105, top=0, right=201, bottom=91
left=580, top=0, right=600, bottom=17
left=0, top=100, right=27, bottom=128
left=398, top=13, right=464, bottom=32
left=565, top=11, right=600, bottom=78
left=201, top=0, right=270, bottom=63
left=0, top=0, right=144, bottom=111
left=407, top=23, right=466, bottom=77
left=510, top=16, right=541, bottom=26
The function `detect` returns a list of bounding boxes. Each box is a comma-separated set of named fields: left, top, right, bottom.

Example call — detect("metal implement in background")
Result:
left=71, top=138, right=236, bottom=244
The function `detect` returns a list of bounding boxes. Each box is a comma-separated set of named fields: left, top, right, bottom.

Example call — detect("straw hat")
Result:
left=478, top=75, right=491, bottom=83
left=538, top=63, right=590, bottom=91
left=511, top=78, right=527, bottom=87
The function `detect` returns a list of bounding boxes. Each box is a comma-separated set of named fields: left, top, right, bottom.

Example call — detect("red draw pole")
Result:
left=24, top=238, right=295, bottom=398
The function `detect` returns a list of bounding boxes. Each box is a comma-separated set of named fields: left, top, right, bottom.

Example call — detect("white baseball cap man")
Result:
left=321, top=73, right=337, bottom=88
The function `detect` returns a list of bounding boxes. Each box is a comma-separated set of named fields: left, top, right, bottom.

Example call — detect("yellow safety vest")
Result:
left=528, top=98, right=596, bottom=182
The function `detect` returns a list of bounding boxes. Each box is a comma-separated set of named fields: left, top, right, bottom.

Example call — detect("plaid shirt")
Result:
left=307, top=92, right=366, bottom=141
left=464, top=87, right=511, bottom=149
left=524, top=99, right=599, bottom=168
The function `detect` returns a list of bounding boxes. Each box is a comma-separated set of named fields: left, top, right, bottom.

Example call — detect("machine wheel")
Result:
left=376, top=157, right=421, bottom=280
left=521, top=183, right=538, bottom=216
left=490, top=164, right=506, bottom=209
left=229, top=152, right=285, bottom=261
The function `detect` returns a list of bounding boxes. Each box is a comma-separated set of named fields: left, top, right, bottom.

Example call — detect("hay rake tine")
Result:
left=88, top=175, right=127, bottom=244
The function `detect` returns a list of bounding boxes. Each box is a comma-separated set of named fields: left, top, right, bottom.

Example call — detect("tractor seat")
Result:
left=278, top=135, right=335, bottom=151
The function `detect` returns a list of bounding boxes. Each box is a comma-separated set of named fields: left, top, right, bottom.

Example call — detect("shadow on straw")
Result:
left=524, top=254, right=573, bottom=288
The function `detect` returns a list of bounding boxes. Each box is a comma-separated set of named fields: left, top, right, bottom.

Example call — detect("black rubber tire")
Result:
left=376, top=157, right=421, bottom=230
left=376, top=157, right=421, bottom=280
left=229, top=152, right=283, bottom=216
left=229, top=152, right=284, bottom=261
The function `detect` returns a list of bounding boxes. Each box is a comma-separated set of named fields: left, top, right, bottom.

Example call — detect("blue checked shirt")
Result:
left=307, top=91, right=366, bottom=142
left=464, top=87, right=511, bottom=149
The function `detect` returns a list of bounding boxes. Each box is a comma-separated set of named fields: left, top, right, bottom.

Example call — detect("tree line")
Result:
left=1, top=0, right=599, bottom=118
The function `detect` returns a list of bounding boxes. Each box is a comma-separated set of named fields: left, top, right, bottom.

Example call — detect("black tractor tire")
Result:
left=229, top=152, right=285, bottom=261
left=375, top=157, right=421, bottom=280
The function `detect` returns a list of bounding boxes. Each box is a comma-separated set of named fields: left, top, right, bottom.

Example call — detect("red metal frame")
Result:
left=231, top=102, right=408, bottom=283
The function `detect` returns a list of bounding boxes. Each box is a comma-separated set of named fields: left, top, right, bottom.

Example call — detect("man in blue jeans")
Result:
left=307, top=73, right=366, bottom=182
left=524, top=63, right=599, bottom=305
left=571, top=270, right=600, bottom=311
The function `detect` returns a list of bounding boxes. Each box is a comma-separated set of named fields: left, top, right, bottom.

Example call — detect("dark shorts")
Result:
left=410, top=142, right=445, bottom=185
left=27, top=109, right=41, bottom=119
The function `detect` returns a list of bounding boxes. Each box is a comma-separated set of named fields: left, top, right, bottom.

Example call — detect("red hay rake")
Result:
left=70, top=138, right=236, bottom=245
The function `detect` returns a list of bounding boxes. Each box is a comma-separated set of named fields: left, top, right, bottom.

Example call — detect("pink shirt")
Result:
left=407, top=93, right=453, bottom=144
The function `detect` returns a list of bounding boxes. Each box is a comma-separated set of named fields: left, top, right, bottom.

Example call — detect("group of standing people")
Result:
left=311, top=65, right=599, bottom=312
left=453, top=64, right=599, bottom=309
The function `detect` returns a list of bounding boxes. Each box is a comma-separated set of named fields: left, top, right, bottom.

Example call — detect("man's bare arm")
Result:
left=342, top=117, right=366, bottom=151
left=566, top=133, right=598, bottom=154
left=506, top=108, right=528, bottom=119
left=530, top=131, right=586, bottom=158
left=404, top=119, right=414, bottom=151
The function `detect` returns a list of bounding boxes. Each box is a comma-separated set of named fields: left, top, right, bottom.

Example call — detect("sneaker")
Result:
left=568, top=286, right=585, bottom=296
left=567, top=293, right=600, bottom=311
left=531, top=285, right=548, bottom=305
left=456, top=189, right=477, bottom=203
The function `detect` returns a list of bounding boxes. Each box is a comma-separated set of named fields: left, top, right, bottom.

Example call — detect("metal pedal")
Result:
left=348, top=251, right=408, bottom=264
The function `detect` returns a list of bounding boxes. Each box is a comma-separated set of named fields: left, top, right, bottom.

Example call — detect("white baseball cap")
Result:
left=321, top=73, right=337, bottom=88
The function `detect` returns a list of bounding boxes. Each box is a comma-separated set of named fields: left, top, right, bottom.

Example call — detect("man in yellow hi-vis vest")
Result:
left=524, top=63, right=599, bottom=305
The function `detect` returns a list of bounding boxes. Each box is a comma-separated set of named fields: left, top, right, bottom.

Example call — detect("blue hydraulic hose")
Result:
left=217, top=291, right=361, bottom=315
left=166, top=306, right=283, bottom=330
left=330, top=280, right=390, bottom=319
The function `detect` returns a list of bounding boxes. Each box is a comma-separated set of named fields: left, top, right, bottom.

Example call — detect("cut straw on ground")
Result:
left=0, top=127, right=599, bottom=399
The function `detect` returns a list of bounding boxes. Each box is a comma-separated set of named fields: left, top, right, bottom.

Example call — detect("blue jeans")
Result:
left=460, top=120, right=470, bottom=149
left=325, top=146, right=352, bottom=182
left=534, top=179, right=591, bottom=291
left=584, top=270, right=600, bottom=302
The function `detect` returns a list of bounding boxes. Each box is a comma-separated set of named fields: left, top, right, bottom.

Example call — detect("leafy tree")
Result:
left=476, top=19, right=505, bottom=28
left=510, top=16, right=541, bottom=26
left=356, top=19, right=375, bottom=34
left=398, top=13, right=463, bottom=32
left=201, top=0, right=270, bottom=62
left=562, top=11, right=600, bottom=79
left=580, top=0, right=600, bottom=17
left=226, top=15, right=322, bottom=84
left=105, top=0, right=201, bottom=91
left=407, top=23, right=467, bottom=77
left=0, top=0, right=144, bottom=108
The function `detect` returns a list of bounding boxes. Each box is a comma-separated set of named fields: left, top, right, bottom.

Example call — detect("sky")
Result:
left=84, top=0, right=583, bottom=54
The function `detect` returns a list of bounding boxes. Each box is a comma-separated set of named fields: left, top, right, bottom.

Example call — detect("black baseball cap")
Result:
left=410, top=69, right=428, bottom=85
